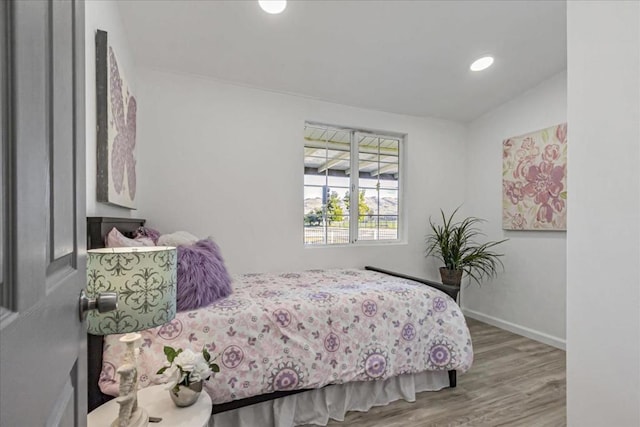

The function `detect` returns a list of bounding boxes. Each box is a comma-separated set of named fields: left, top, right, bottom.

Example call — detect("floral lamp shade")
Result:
left=86, top=246, right=177, bottom=335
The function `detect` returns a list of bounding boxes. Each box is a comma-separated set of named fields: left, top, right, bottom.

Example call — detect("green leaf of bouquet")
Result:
left=211, top=363, right=220, bottom=373
left=156, top=366, right=167, bottom=375
left=164, top=346, right=177, bottom=363
left=560, top=191, right=567, bottom=199
left=203, top=348, right=211, bottom=362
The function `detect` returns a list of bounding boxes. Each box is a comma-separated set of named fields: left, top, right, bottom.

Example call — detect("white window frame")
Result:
left=304, top=122, right=406, bottom=247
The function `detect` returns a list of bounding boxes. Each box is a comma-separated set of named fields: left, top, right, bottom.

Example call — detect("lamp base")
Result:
left=112, top=333, right=149, bottom=427
left=111, top=407, right=148, bottom=427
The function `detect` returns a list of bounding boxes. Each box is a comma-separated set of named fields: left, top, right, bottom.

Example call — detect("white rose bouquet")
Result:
left=156, top=345, right=220, bottom=393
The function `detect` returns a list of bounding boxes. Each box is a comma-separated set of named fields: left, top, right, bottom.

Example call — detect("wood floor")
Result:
left=327, top=318, right=566, bottom=427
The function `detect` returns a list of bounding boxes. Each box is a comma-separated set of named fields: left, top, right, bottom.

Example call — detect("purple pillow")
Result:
left=176, top=239, right=232, bottom=311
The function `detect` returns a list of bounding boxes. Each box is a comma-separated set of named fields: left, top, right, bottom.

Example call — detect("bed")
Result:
left=87, top=217, right=473, bottom=426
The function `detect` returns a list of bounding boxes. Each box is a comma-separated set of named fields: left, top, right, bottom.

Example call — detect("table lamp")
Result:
left=85, top=246, right=177, bottom=427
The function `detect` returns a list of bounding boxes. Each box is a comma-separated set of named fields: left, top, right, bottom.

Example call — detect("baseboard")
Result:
left=462, top=308, right=566, bottom=350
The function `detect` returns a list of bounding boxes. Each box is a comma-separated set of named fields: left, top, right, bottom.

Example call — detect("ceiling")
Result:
left=118, top=0, right=567, bottom=122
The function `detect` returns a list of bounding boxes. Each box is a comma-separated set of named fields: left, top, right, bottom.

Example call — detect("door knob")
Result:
left=79, top=290, right=118, bottom=321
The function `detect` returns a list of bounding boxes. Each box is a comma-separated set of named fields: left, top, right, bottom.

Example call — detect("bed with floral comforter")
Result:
left=99, top=268, right=473, bottom=404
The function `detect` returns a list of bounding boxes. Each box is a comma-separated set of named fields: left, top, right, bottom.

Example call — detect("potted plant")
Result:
left=426, top=208, right=507, bottom=287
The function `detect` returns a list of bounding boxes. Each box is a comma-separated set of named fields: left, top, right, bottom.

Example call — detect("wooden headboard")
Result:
left=86, top=216, right=146, bottom=412
left=87, top=216, right=146, bottom=250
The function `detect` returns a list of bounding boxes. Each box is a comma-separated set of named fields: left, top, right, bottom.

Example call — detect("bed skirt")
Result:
left=209, top=370, right=450, bottom=427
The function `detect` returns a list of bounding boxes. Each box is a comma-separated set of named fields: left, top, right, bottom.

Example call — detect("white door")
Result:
left=0, top=0, right=88, bottom=426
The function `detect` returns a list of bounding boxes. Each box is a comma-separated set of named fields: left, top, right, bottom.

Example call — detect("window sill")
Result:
left=304, top=239, right=408, bottom=249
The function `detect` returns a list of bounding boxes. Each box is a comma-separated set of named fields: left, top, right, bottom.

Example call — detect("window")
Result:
left=303, top=123, right=402, bottom=246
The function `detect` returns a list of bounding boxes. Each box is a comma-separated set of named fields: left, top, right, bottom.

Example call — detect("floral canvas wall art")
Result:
left=502, top=123, right=567, bottom=230
left=96, top=30, right=137, bottom=209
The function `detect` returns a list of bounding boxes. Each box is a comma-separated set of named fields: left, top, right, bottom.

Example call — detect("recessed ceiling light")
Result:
left=259, top=0, right=287, bottom=14
left=470, top=56, right=494, bottom=72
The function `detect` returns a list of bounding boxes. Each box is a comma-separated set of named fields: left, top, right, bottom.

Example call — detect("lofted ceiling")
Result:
left=117, top=0, right=567, bottom=122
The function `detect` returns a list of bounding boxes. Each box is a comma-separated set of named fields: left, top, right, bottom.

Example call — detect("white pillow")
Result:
left=157, top=231, right=199, bottom=247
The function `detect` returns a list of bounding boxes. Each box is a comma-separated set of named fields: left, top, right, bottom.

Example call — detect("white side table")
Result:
left=88, top=384, right=212, bottom=427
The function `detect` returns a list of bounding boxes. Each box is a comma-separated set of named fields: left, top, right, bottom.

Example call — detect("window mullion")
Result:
left=323, top=127, right=329, bottom=245
left=377, top=138, right=381, bottom=239
left=349, top=131, right=359, bottom=244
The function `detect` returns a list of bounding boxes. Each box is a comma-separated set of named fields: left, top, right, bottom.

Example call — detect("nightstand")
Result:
left=87, top=384, right=212, bottom=427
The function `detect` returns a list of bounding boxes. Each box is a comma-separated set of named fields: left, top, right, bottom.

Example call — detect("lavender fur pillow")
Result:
left=176, top=239, right=232, bottom=311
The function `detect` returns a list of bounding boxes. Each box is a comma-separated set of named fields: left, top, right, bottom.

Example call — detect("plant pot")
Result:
left=439, top=267, right=463, bottom=287
left=169, top=380, right=203, bottom=407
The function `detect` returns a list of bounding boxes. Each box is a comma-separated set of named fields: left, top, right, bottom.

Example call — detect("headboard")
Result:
left=86, top=216, right=146, bottom=412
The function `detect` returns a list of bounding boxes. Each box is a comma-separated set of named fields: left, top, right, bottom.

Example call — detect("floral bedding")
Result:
left=100, top=269, right=473, bottom=404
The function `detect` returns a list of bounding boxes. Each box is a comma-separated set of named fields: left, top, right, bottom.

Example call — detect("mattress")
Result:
left=99, top=268, right=473, bottom=404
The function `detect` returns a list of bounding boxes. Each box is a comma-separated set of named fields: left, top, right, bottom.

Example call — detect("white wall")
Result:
left=567, top=2, right=640, bottom=426
left=85, top=1, right=137, bottom=217
left=461, top=72, right=567, bottom=349
left=136, top=69, right=467, bottom=276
